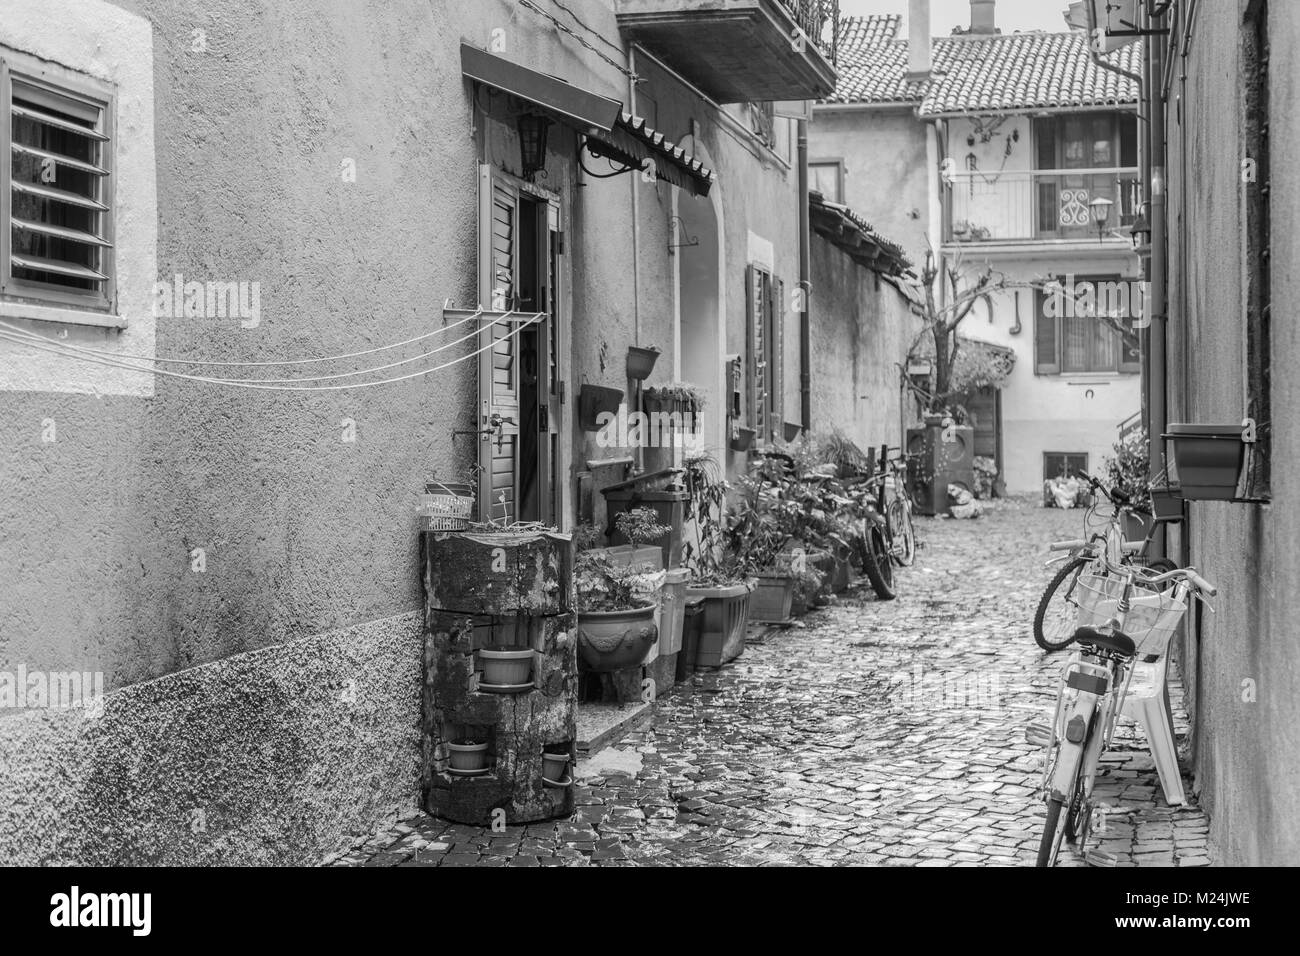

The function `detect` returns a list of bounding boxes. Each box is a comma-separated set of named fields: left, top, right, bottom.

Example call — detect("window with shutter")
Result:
left=1034, top=289, right=1059, bottom=374
left=769, top=275, right=785, bottom=440
left=746, top=264, right=768, bottom=440
left=1, top=58, right=114, bottom=315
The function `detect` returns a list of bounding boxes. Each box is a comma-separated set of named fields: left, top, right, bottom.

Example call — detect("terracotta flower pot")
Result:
left=541, top=752, right=570, bottom=784
left=478, top=649, right=534, bottom=686
left=576, top=603, right=658, bottom=672
left=448, top=741, right=489, bottom=772
left=626, top=346, right=661, bottom=381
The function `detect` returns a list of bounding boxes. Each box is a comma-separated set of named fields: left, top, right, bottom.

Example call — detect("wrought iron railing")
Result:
left=946, top=168, right=1142, bottom=242
left=777, top=0, right=840, bottom=63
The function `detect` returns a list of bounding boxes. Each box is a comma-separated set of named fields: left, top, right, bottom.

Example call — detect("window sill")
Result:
left=0, top=299, right=124, bottom=330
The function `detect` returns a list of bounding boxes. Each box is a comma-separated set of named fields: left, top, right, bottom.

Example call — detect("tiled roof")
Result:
left=587, top=113, right=716, bottom=197
left=838, top=14, right=901, bottom=50
left=809, top=190, right=913, bottom=277
left=824, top=29, right=1142, bottom=116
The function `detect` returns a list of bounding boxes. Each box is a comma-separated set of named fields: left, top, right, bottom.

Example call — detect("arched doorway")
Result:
left=675, top=166, right=724, bottom=461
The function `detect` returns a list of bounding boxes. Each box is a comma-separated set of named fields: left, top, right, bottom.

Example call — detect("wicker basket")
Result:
left=418, top=482, right=474, bottom=531
left=1075, top=572, right=1188, bottom=658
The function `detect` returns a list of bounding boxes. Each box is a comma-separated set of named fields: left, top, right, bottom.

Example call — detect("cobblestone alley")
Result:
left=335, top=499, right=1212, bottom=868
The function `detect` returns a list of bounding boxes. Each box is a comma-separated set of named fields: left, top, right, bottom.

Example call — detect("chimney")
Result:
left=907, top=0, right=931, bottom=80
left=969, top=0, right=998, bottom=34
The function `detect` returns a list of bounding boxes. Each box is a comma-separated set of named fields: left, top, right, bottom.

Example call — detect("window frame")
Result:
left=809, top=158, right=845, bottom=203
left=1033, top=274, right=1142, bottom=376
left=0, top=51, right=116, bottom=320
left=1044, top=451, right=1089, bottom=483
left=746, top=262, right=785, bottom=446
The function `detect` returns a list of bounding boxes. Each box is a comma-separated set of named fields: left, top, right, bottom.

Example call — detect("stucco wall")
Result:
left=809, top=107, right=931, bottom=264
left=810, top=233, right=913, bottom=449
left=1164, top=0, right=1300, bottom=866
left=0, top=0, right=809, bottom=863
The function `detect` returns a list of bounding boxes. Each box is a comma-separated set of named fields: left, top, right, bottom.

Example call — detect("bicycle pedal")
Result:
left=1024, top=722, right=1054, bottom=747
left=1085, top=849, right=1118, bottom=868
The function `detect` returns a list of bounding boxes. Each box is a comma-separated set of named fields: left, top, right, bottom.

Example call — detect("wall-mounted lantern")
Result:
left=1089, top=196, right=1114, bottom=243
left=1130, top=205, right=1152, bottom=252
left=517, top=113, right=552, bottom=182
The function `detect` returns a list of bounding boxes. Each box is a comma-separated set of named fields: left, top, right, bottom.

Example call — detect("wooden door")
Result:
left=478, top=165, right=521, bottom=524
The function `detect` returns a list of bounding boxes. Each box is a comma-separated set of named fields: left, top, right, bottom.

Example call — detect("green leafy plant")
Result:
left=1103, top=429, right=1152, bottom=512
left=573, top=519, right=659, bottom=613
left=614, top=507, right=671, bottom=550
left=681, top=451, right=744, bottom=586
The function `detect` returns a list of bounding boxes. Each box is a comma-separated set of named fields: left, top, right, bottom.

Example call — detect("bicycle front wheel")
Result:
left=887, top=498, right=916, bottom=567
left=862, top=525, right=896, bottom=600
left=1037, top=798, right=1066, bottom=867
left=1033, top=556, right=1089, bottom=652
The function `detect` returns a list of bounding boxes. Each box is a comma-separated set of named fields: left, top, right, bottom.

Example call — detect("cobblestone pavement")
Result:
left=333, top=499, right=1212, bottom=867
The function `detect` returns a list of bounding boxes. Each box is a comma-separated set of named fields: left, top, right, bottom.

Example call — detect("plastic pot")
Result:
left=478, top=649, right=534, bottom=686
left=626, top=346, right=661, bottom=381
left=541, top=752, right=570, bottom=783
left=1162, top=424, right=1245, bottom=501
left=686, top=580, right=754, bottom=667
left=579, top=384, right=625, bottom=431
left=1149, top=484, right=1183, bottom=522
left=729, top=426, right=756, bottom=453
left=749, top=572, right=795, bottom=623
left=448, top=741, right=489, bottom=772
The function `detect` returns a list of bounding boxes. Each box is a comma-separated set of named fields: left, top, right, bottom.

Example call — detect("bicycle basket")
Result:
left=1075, top=573, right=1187, bottom=658
left=418, top=482, right=475, bottom=531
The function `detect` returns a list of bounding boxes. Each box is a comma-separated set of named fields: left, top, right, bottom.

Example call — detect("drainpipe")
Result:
left=799, top=116, right=812, bottom=432
left=1145, top=4, right=1168, bottom=560
left=628, top=47, right=644, bottom=474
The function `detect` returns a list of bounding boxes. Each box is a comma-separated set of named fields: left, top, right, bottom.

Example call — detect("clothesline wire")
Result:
left=517, top=0, right=640, bottom=83
left=0, top=314, right=543, bottom=393
left=0, top=313, right=501, bottom=385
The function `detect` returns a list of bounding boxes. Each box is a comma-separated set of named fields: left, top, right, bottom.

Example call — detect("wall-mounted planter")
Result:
left=579, top=384, right=625, bottom=432
left=626, top=346, right=661, bottom=381
left=447, top=741, right=490, bottom=774
left=478, top=649, right=534, bottom=688
left=729, top=426, right=756, bottom=453
left=1162, top=424, right=1246, bottom=501
left=1149, top=483, right=1184, bottom=522
left=783, top=421, right=802, bottom=443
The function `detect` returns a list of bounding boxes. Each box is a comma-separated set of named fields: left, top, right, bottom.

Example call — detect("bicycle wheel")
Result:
left=886, top=497, right=916, bottom=567
left=1033, top=556, right=1089, bottom=652
left=862, top=525, right=896, bottom=600
left=1037, top=798, right=1066, bottom=867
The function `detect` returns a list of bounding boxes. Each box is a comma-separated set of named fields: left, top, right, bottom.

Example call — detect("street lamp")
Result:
left=1090, top=196, right=1114, bottom=243
left=517, top=112, right=552, bottom=182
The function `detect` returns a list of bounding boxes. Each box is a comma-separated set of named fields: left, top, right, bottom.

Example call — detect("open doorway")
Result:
left=676, top=191, right=723, bottom=458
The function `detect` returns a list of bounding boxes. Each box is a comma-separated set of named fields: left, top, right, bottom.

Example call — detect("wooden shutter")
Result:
left=769, top=275, right=785, bottom=440
left=478, top=165, right=521, bottom=524
left=1034, top=289, right=1059, bottom=374
left=746, top=264, right=769, bottom=439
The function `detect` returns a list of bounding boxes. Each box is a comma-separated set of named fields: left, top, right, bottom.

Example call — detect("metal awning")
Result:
left=460, top=44, right=715, bottom=198
left=584, top=114, right=716, bottom=198
left=460, top=43, right=622, bottom=133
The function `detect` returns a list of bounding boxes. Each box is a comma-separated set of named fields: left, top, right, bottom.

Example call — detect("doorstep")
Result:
left=576, top=700, right=655, bottom=756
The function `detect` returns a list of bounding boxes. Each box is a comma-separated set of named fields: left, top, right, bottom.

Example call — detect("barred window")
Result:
left=1, top=57, right=114, bottom=315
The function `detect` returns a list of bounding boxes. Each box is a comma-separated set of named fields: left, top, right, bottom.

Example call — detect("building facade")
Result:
left=811, top=2, right=1145, bottom=493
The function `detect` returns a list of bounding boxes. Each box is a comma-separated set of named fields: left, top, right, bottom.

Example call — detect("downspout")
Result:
left=1146, top=3, right=1169, bottom=561
left=628, top=47, right=644, bottom=473
left=799, top=116, right=812, bottom=432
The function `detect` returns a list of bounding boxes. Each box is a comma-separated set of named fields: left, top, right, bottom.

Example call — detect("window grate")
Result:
left=3, top=63, right=114, bottom=310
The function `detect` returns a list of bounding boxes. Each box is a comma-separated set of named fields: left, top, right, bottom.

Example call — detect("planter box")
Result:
left=749, top=572, right=795, bottom=623
left=602, top=481, right=687, bottom=569
left=686, top=581, right=754, bottom=668
left=579, top=384, right=624, bottom=431
left=1163, top=424, right=1246, bottom=501
left=1150, top=484, right=1183, bottom=522
left=1123, top=512, right=1153, bottom=547
left=594, top=544, right=665, bottom=572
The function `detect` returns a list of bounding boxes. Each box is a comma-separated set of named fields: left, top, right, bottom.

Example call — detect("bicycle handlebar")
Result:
left=1093, top=554, right=1218, bottom=596
left=1050, top=539, right=1088, bottom=551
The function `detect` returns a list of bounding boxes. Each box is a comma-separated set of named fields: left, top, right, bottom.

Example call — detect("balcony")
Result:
left=945, top=168, right=1142, bottom=247
left=616, top=0, right=839, bottom=103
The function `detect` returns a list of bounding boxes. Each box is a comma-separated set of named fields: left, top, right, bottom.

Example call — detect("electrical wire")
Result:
left=546, top=0, right=624, bottom=56
left=517, top=0, right=640, bottom=83
left=0, top=314, right=494, bottom=384
left=0, top=314, right=543, bottom=392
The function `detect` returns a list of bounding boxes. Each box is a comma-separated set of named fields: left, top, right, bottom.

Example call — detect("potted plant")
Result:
left=1162, top=423, right=1247, bottom=501
left=644, top=382, right=705, bottom=419
left=1103, top=428, right=1155, bottom=539
left=477, top=649, right=534, bottom=689
left=573, top=526, right=660, bottom=673
left=681, top=452, right=754, bottom=667
left=729, top=425, right=756, bottom=453
left=626, top=345, right=661, bottom=381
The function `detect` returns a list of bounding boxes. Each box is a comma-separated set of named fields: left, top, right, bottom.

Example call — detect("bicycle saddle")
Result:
left=1074, top=626, right=1136, bottom=658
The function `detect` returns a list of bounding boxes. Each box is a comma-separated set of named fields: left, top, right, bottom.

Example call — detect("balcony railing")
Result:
left=616, top=0, right=839, bottom=103
left=945, top=168, right=1142, bottom=244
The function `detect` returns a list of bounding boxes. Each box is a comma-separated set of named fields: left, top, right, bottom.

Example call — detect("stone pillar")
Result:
left=421, top=530, right=577, bottom=825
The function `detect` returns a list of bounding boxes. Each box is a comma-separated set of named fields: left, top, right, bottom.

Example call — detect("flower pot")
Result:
left=749, top=572, right=795, bottom=623
left=729, top=426, right=756, bottom=453
left=478, top=649, right=534, bottom=687
left=809, top=550, right=835, bottom=604
left=541, top=752, right=570, bottom=783
left=579, top=384, right=625, bottom=431
left=1163, top=424, right=1246, bottom=501
left=576, top=603, right=658, bottom=672
left=1149, top=484, right=1183, bottom=522
left=626, top=346, right=661, bottom=381
left=448, top=741, right=489, bottom=772
left=783, top=421, right=802, bottom=442
left=686, top=580, right=754, bottom=668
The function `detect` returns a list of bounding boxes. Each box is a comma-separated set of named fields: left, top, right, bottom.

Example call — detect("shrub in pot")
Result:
left=574, top=521, right=662, bottom=673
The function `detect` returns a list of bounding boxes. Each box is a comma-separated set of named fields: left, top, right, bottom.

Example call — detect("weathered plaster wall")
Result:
left=809, top=233, right=913, bottom=449
left=809, top=107, right=930, bottom=263
left=1164, top=0, right=1300, bottom=866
